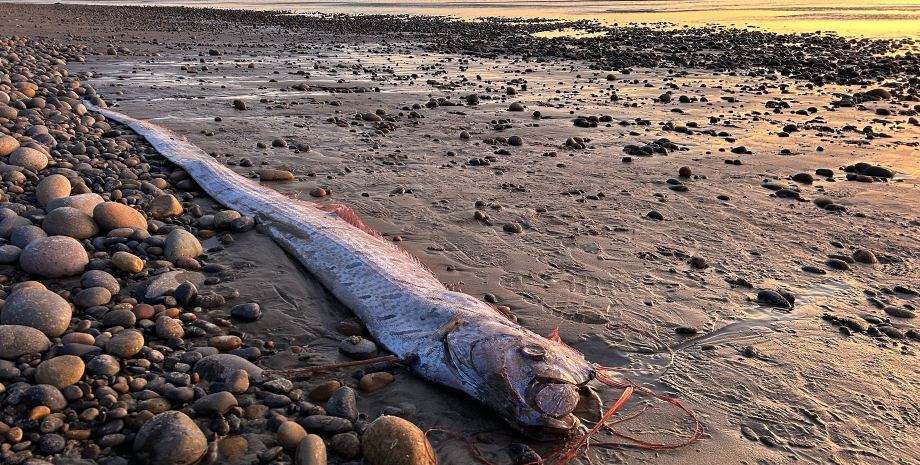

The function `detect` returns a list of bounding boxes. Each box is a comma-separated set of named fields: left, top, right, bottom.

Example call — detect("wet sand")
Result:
left=2, top=3, right=920, bottom=464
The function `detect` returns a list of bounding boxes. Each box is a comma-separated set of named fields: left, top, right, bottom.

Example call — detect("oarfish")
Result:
left=85, top=103, right=596, bottom=439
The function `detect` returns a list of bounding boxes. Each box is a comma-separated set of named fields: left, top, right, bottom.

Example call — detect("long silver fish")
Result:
left=85, top=103, right=596, bottom=438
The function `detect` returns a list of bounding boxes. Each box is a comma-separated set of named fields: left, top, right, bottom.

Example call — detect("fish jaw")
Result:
left=445, top=319, right=596, bottom=439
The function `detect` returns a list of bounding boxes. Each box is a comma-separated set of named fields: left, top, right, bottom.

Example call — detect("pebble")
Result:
left=326, top=386, right=359, bottom=422
left=299, top=415, right=354, bottom=435
left=9, top=225, right=45, bottom=249
left=360, top=372, right=396, bottom=392
left=1, top=288, right=73, bottom=337
left=21, top=384, right=67, bottom=411
left=85, top=354, right=121, bottom=377
left=230, top=302, right=262, bottom=321
left=260, top=169, right=295, bottom=181
left=35, top=174, right=72, bottom=206
left=0, top=325, right=52, bottom=359
left=93, top=202, right=148, bottom=231
left=295, top=434, right=327, bottom=465
left=331, top=432, right=362, bottom=459
left=105, top=330, right=145, bottom=358
left=74, top=287, right=112, bottom=308
left=148, top=195, right=184, bottom=219
left=309, top=380, right=342, bottom=402
left=0, top=244, right=20, bottom=263
left=647, top=211, right=664, bottom=220
left=20, top=236, right=88, bottom=278
left=34, top=355, right=84, bottom=388
left=339, top=336, right=379, bottom=360
left=503, top=222, right=524, bottom=233
left=0, top=134, right=19, bottom=156
left=156, top=315, right=185, bottom=339
left=277, top=421, right=308, bottom=448
left=757, top=290, right=792, bottom=308
left=852, top=249, right=878, bottom=264
left=362, top=415, right=434, bottom=465
left=194, top=353, right=265, bottom=383
left=112, top=250, right=145, bottom=272
left=193, top=391, right=238, bottom=416
left=133, top=411, right=208, bottom=465
left=885, top=307, right=917, bottom=319
left=9, top=146, right=49, bottom=170
left=508, top=102, right=525, bottom=111
left=165, top=229, right=203, bottom=262
left=209, top=335, right=243, bottom=351
left=46, top=193, right=104, bottom=215
left=42, top=206, right=99, bottom=239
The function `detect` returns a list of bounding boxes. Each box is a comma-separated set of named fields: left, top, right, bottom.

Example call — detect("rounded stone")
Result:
left=295, top=435, right=327, bottom=465
left=20, top=236, right=88, bottom=278
left=276, top=421, right=307, bottom=449
left=194, top=353, right=265, bottom=384
left=164, top=229, right=202, bottom=262
left=85, top=354, right=121, bottom=377
left=0, top=325, right=52, bottom=359
left=362, top=416, right=434, bottom=465
left=106, top=330, right=145, bottom=358
left=81, top=270, right=121, bottom=295
left=0, top=135, right=19, bottom=157
left=46, top=193, right=104, bottom=216
left=10, top=225, right=47, bottom=249
left=212, top=210, right=241, bottom=229
left=93, top=202, right=148, bottom=231
left=147, top=195, right=183, bottom=219
left=338, top=336, right=378, bottom=360
left=73, top=287, right=112, bottom=309
left=36, top=174, right=72, bottom=206
left=1, top=288, right=72, bottom=337
left=853, top=249, right=878, bottom=264
left=156, top=315, right=184, bottom=339
left=112, top=251, right=144, bottom=273
left=192, top=391, right=238, bottom=416
left=0, top=215, right=32, bottom=239
left=134, top=411, right=208, bottom=465
left=508, top=102, right=525, bottom=111
left=102, top=309, right=137, bottom=328
left=9, top=146, right=49, bottom=171
left=359, top=372, right=396, bottom=393
left=42, top=206, right=99, bottom=239
left=0, top=244, right=21, bottom=263
left=326, top=386, right=358, bottom=422
left=34, top=355, right=85, bottom=388
left=22, top=384, right=67, bottom=411
left=209, top=335, right=242, bottom=352
left=230, top=303, right=261, bottom=321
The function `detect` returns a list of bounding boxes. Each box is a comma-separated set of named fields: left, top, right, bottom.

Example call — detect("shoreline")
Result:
left=0, top=2, right=919, bottom=464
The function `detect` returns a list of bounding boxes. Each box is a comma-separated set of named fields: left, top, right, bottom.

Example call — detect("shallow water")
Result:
left=11, top=0, right=920, bottom=38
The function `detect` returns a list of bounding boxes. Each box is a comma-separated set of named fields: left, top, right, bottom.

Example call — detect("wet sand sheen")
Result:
left=0, top=2, right=919, bottom=465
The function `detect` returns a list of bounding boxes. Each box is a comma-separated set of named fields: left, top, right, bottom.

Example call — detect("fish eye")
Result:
left=521, top=344, right=546, bottom=361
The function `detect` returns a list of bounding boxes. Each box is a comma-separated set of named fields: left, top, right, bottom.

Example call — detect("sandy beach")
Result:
left=0, top=3, right=919, bottom=464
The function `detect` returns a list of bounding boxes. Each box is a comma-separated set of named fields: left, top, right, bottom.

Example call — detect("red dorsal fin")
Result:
left=546, top=326, right=562, bottom=342
left=318, top=204, right=386, bottom=241
left=314, top=203, right=438, bottom=279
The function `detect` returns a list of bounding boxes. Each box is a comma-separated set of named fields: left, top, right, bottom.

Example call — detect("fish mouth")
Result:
left=519, top=412, right=583, bottom=441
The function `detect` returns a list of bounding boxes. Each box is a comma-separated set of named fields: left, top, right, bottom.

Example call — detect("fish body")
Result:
left=86, top=103, right=596, bottom=438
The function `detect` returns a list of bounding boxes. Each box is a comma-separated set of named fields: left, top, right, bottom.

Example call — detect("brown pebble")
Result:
left=309, top=188, right=327, bottom=198
left=336, top=318, right=367, bottom=337
left=132, top=304, right=156, bottom=320
left=678, top=166, right=692, bottom=177
left=309, top=380, right=342, bottom=402
left=65, top=429, right=92, bottom=441
left=209, top=335, right=242, bottom=351
left=359, top=372, right=396, bottom=393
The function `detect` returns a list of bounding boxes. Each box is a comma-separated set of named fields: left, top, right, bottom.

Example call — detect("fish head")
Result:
left=446, top=322, right=596, bottom=440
